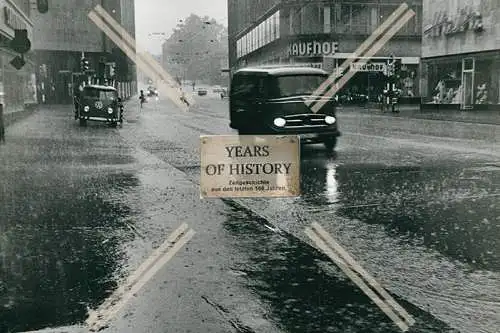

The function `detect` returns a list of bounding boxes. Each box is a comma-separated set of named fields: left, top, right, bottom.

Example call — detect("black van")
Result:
left=229, top=66, right=340, bottom=150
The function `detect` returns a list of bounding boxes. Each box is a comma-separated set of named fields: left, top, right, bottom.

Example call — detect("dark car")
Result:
left=74, top=85, right=123, bottom=127
left=147, top=86, right=158, bottom=97
left=229, top=66, right=340, bottom=150
left=197, top=87, right=208, bottom=96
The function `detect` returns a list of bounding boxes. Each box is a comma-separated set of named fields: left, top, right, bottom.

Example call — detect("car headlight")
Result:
left=107, top=107, right=113, bottom=114
left=325, top=116, right=336, bottom=124
left=84, top=106, right=90, bottom=112
left=273, top=117, right=286, bottom=127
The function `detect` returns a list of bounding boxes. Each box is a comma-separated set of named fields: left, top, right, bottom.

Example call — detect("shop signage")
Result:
left=350, top=62, right=386, bottom=72
left=288, top=41, right=338, bottom=57
left=424, top=6, right=483, bottom=37
left=4, top=6, right=27, bottom=30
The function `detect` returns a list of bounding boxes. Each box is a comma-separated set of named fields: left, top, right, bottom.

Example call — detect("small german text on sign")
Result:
left=200, top=135, right=300, bottom=198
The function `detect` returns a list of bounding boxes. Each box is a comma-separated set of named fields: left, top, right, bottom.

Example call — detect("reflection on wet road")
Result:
left=0, top=113, right=141, bottom=332
left=222, top=202, right=456, bottom=333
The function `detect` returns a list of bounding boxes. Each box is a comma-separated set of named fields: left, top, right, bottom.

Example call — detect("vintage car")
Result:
left=75, top=85, right=123, bottom=127
left=229, top=66, right=340, bottom=150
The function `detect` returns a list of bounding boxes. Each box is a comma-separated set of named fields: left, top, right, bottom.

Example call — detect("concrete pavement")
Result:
left=338, top=103, right=500, bottom=125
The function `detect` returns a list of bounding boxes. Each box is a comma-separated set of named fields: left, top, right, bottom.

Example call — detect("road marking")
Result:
left=305, top=222, right=415, bottom=332
left=307, top=3, right=415, bottom=113
left=88, top=7, right=193, bottom=111
left=85, top=223, right=195, bottom=331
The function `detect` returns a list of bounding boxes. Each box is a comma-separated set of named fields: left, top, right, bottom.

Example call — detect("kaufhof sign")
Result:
left=350, top=62, right=387, bottom=72
left=288, top=41, right=339, bottom=57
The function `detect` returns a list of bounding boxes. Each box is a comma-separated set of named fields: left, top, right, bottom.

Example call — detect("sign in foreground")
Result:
left=200, top=135, right=300, bottom=198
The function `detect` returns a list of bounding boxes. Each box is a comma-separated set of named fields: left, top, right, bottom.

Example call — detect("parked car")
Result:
left=197, top=87, right=208, bottom=96
left=229, top=66, right=340, bottom=150
left=75, top=85, right=123, bottom=127
left=212, top=85, right=223, bottom=93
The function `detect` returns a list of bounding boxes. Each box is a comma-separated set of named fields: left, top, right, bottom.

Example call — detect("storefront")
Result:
left=284, top=36, right=420, bottom=101
left=0, top=0, right=36, bottom=114
left=421, top=0, right=500, bottom=110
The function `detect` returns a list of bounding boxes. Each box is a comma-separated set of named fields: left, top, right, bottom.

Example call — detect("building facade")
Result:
left=31, top=0, right=136, bottom=104
left=421, top=0, right=499, bottom=109
left=228, top=0, right=422, bottom=100
left=0, top=0, right=37, bottom=114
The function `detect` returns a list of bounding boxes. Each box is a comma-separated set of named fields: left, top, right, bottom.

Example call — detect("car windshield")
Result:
left=274, top=74, right=327, bottom=97
left=83, top=88, right=117, bottom=100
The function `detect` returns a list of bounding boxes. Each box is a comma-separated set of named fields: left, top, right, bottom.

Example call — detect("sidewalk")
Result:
left=337, top=104, right=500, bottom=125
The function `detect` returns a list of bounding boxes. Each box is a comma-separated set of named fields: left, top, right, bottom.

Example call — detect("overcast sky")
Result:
left=134, top=0, right=228, bottom=55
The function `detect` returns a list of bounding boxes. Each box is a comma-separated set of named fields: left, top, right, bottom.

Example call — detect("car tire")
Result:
left=79, top=118, right=87, bottom=127
left=323, top=137, right=337, bottom=151
left=110, top=122, right=118, bottom=128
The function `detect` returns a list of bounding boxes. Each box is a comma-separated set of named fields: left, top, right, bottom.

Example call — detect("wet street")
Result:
left=0, top=92, right=499, bottom=333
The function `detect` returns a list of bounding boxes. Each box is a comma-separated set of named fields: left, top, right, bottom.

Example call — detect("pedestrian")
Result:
left=180, top=88, right=190, bottom=107
left=139, top=90, right=146, bottom=109
left=0, top=104, right=5, bottom=144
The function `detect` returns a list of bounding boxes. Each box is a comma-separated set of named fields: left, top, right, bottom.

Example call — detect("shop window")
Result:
left=475, top=59, right=495, bottom=105
left=427, top=61, right=462, bottom=104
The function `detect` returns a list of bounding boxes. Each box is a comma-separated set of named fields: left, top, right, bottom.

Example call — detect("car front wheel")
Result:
left=79, top=118, right=87, bottom=126
left=323, top=137, right=337, bottom=151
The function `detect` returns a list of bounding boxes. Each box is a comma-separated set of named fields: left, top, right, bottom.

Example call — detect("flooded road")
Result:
left=0, top=98, right=498, bottom=332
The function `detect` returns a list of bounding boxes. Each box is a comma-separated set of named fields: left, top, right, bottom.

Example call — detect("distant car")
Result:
left=147, top=86, right=158, bottom=97
left=75, top=85, right=123, bottom=127
left=197, top=88, right=208, bottom=96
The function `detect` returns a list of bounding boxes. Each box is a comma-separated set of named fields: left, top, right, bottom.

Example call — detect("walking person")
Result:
left=139, top=90, right=146, bottom=109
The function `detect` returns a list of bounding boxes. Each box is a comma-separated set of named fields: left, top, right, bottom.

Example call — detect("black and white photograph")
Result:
left=0, top=0, right=498, bottom=332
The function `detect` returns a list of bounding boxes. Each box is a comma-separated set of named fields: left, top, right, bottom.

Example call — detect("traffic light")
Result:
left=81, top=58, right=89, bottom=71
left=37, top=0, right=48, bottom=13
left=10, top=29, right=31, bottom=54
left=394, top=59, right=402, bottom=74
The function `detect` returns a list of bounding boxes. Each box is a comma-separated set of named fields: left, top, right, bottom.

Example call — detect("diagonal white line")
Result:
left=88, top=11, right=191, bottom=111
left=92, top=5, right=195, bottom=107
left=305, top=3, right=410, bottom=107
left=311, top=9, right=414, bottom=113
left=85, top=224, right=195, bottom=331
left=311, top=222, right=416, bottom=326
left=305, top=227, right=411, bottom=332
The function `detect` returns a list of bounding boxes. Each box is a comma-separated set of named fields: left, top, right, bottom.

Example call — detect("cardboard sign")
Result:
left=200, top=135, right=300, bottom=198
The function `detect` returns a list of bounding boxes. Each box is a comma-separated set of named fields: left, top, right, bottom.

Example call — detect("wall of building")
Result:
left=422, top=0, right=499, bottom=58
left=229, top=0, right=422, bottom=98
left=30, top=0, right=137, bottom=103
left=31, top=0, right=105, bottom=52
left=0, top=0, right=37, bottom=114
left=421, top=0, right=500, bottom=108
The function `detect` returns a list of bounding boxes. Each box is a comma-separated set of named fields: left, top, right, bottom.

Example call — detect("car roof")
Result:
left=84, top=84, right=117, bottom=91
left=233, top=66, right=329, bottom=76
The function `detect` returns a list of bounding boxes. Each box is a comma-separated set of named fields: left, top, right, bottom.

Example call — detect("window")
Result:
left=273, top=75, right=328, bottom=98
left=276, top=11, right=280, bottom=38
left=323, top=6, right=331, bottom=33
left=351, top=5, right=370, bottom=34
